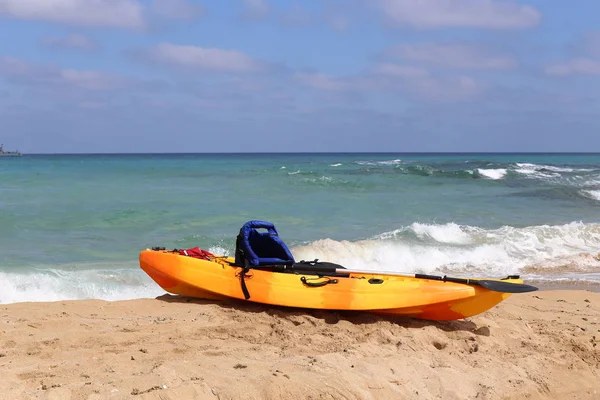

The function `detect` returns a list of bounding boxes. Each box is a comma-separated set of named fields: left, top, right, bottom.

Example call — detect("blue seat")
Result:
left=234, top=220, right=296, bottom=267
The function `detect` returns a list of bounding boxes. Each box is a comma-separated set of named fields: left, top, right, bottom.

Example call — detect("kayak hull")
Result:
left=139, top=249, right=518, bottom=321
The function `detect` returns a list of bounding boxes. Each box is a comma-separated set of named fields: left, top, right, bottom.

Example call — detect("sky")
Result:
left=1, top=0, right=600, bottom=153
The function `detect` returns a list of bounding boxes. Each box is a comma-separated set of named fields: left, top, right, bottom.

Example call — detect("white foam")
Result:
left=409, top=222, right=474, bottom=244
left=514, top=163, right=560, bottom=179
left=301, top=176, right=335, bottom=184
left=356, top=159, right=402, bottom=166
left=208, top=245, right=230, bottom=256
left=540, top=166, right=573, bottom=173
left=515, top=162, right=576, bottom=172
left=330, top=163, right=342, bottom=167
left=581, top=190, right=600, bottom=201
left=514, top=162, right=597, bottom=177
left=292, top=221, right=600, bottom=278
left=0, top=268, right=165, bottom=304
left=288, top=170, right=301, bottom=175
left=293, top=237, right=514, bottom=276
left=4, top=222, right=600, bottom=304
left=477, top=168, right=507, bottom=180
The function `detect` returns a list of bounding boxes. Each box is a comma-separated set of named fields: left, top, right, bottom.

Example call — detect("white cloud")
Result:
left=40, top=34, right=99, bottom=51
left=145, top=43, right=265, bottom=73
left=294, top=72, right=352, bottom=91
left=411, top=75, right=483, bottom=101
left=0, top=56, right=131, bottom=91
left=545, top=59, right=600, bottom=77
left=151, top=0, right=203, bottom=21
left=372, top=65, right=484, bottom=101
left=0, top=57, right=31, bottom=75
left=294, top=68, right=482, bottom=102
left=378, top=0, right=541, bottom=29
left=544, top=31, right=600, bottom=77
left=58, top=69, right=124, bottom=91
left=386, top=43, right=516, bottom=70
left=0, top=0, right=144, bottom=28
left=371, top=63, right=429, bottom=78
left=242, top=0, right=269, bottom=19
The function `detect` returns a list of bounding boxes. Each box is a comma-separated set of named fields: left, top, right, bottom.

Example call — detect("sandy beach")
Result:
left=1, top=289, right=599, bottom=400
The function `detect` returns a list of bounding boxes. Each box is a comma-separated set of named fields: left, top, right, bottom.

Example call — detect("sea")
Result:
left=1, top=153, right=600, bottom=304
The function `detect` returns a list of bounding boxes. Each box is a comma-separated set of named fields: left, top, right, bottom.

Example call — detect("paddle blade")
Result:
left=477, top=279, right=539, bottom=293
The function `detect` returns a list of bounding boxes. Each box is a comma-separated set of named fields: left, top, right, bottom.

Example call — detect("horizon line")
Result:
left=13, top=151, right=600, bottom=156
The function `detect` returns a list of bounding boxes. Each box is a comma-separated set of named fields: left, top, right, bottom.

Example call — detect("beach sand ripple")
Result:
left=1, top=290, right=599, bottom=399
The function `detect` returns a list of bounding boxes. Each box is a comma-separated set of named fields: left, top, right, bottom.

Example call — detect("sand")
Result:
left=1, top=290, right=599, bottom=400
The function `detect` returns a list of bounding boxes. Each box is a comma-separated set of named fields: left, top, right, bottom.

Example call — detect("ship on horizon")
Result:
left=0, top=144, right=21, bottom=157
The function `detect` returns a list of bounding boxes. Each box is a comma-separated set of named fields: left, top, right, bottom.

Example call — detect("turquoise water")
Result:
left=1, top=153, right=600, bottom=303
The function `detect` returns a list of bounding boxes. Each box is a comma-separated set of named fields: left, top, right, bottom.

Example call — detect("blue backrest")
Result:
left=234, top=220, right=296, bottom=267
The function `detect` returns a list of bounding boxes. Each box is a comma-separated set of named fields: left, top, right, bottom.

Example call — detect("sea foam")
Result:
left=292, top=221, right=600, bottom=278
left=581, top=190, right=600, bottom=201
left=3, top=222, right=600, bottom=304
left=0, top=268, right=164, bottom=304
left=356, top=159, right=402, bottom=166
left=476, top=168, right=507, bottom=180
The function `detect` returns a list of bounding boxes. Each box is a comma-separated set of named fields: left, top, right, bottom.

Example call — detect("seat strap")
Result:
left=237, top=266, right=252, bottom=300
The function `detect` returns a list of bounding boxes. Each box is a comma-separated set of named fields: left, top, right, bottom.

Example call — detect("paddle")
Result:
left=245, top=261, right=539, bottom=294
left=413, top=273, right=539, bottom=293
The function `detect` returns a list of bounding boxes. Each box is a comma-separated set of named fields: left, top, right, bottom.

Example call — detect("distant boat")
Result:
left=0, top=144, right=21, bottom=157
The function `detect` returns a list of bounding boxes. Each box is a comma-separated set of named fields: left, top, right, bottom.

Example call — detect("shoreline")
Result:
left=2, top=280, right=600, bottom=306
left=2, top=289, right=599, bottom=399
left=532, top=281, right=600, bottom=293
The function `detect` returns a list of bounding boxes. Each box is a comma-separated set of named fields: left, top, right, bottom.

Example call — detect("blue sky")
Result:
left=1, top=0, right=599, bottom=153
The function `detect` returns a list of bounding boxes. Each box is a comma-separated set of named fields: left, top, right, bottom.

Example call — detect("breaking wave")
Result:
left=3, top=222, right=600, bottom=304
left=0, top=266, right=164, bottom=304
left=292, top=221, right=600, bottom=279
left=476, top=168, right=507, bottom=180
left=355, top=159, right=403, bottom=166
left=581, top=190, right=600, bottom=202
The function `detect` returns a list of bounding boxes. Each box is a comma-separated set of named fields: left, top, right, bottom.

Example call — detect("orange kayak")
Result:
left=139, top=248, right=526, bottom=321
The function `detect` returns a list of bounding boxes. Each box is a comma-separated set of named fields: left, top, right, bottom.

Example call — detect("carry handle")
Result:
left=300, top=276, right=338, bottom=287
left=245, top=220, right=279, bottom=236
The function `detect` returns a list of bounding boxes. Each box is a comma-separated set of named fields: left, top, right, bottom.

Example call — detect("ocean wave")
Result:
left=377, top=222, right=475, bottom=245
left=476, top=168, right=507, bottom=180
left=298, top=175, right=356, bottom=188
left=514, top=163, right=562, bottom=179
left=515, top=162, right=599, bottom=173
left=516, top=163, right=575, bottom=173
left=513, top=163, right=600, bottom=185
left=396, top=165, right=435, bottom=176
left=522, top=274, right=600, bottom=286
left=355, top=159, right=402, bottom=166
left=319, top=160, right=600, bottom=188
left=389, top=162, right=600, bottom=190
left=286, top=171, right=368, bottom=190
left=581, top=189, right=600, bottom=202
left=395, top=165, right=477, bottom=179
left=292, top=221, right=600, bottom=278
left=521, top=253, right=600, bottom=274
left=3, top=221, right=600, bottom=304
left=509, top=186, right=600, bottom=203
left=392, top=164, right=558, bottom=181
left=0, top=267, right=164, bottom=304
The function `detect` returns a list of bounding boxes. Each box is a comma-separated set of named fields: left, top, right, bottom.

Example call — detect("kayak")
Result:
left=139, top=220, right=537, bottom=321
